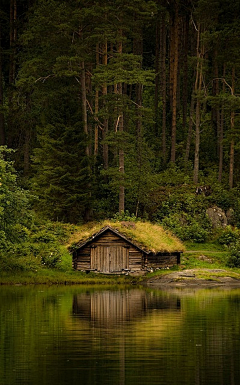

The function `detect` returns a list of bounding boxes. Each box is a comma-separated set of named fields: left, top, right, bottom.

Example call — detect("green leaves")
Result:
left=0, top=146, right=32, bottom=242
left=93, top=54, right=155, bottom=87
left=32, top=123, right=92, bottom=222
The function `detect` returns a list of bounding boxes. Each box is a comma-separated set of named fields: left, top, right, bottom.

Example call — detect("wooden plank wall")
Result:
left=73, top=230, right=144, bottom=272
left=147, top=253, right=180, bottom=268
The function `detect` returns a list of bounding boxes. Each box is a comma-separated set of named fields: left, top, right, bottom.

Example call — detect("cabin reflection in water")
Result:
left=72, top=290, right=181, bottom=327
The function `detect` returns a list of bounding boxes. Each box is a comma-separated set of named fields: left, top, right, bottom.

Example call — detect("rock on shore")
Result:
left=143, top=269, right=240, bottom=288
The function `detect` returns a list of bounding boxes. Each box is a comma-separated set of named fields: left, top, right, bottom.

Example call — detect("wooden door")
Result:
left=91, top=245, right=129, bottom=273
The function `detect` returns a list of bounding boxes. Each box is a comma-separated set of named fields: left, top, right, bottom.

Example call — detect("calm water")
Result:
left=0, top=285, right=240, bottom=385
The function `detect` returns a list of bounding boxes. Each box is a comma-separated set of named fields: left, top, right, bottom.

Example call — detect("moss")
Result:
left=68, top=220, right=185, bottom=253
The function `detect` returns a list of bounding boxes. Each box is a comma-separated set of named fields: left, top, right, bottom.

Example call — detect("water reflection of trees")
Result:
left=1, top=288, right=240, bottom=385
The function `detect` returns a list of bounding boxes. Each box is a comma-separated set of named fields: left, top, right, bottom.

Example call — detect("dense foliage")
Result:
left=1, top=0, right=240, bottom=270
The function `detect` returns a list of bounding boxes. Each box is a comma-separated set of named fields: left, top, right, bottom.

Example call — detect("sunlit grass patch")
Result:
left=181, top=241, right=230, bottom=269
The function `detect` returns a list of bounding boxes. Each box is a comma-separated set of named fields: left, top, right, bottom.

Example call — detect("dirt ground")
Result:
left=143, top=269, right=240, bottom=288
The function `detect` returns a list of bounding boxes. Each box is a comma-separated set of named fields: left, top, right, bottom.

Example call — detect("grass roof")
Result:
left=69, top=220, right=185, bottom=253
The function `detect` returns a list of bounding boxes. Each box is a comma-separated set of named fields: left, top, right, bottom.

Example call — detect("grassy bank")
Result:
left=145, top=241, right=240, bottom=282
left=0, top=269, right=138, bottom=285
left=1, top=241, right=240, bottom=285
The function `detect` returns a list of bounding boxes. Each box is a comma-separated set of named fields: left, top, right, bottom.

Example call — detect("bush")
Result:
left=31, top=230, right=57, bottom=244
left=112, top=210, right=137, bottom=222
left=217, top=226, right=239, bottom=246
left=0, top=245, right=41, bottom=271
left=227, top=241, right=240, bottom=268
left=161, top=213, right=211, bottom=243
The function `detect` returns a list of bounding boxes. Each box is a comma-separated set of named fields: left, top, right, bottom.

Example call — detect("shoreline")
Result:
left=142, top=269, right=240, bottom=288
left=1, top=268, right=240, bottom=288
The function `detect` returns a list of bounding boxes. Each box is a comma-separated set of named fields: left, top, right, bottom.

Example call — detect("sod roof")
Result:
left=70, top=220, right=185, bottom=254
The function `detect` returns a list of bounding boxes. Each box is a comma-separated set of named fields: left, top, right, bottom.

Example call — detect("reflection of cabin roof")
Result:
left=75, top=226, right=148, bottom=254
left=71, top=221, right=185, bottom=254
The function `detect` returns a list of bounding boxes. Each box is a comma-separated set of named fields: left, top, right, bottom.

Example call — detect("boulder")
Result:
left=206, top=206, right=227, bottom=228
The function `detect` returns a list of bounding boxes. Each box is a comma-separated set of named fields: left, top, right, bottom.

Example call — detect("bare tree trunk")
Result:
left=81, top=58, right=92, bottom=220
left=102, top=40, right=109, bottom=170
left=169, top=15, right=174, bottom=111
left=193, top=24, right=204, bottom=184
left=119, top=116, right=124, bottom=213
left=218, top=63, right=226, bottom=182
left=229, top=130, right=234, bottom=189
left=182, top=13, right=189, bottom=132
left=154, top=18, right=160, bottom=134
left=117, top=39, right=124, bottom=214
left=193, top=98, right=200, bottom=184
left=81, top=61, right=89, bottom=157
left=214, top=51, right=221, bottom=156
left=94, top=88, right=99, bottom=157
left=185, top=92, right=195, bottom=164
left=229, top=67, right=235, bottom=189
left=0, top=22, right=5, bottom=145
left=133, top=24, right=143, bottom=216
left=160, top=12, right=167, bottom=164
left=9, top=0, right=17, bottom=84
left=170, top=6, right=179, bottom=163
left=94, top=44, right=99, bottom=158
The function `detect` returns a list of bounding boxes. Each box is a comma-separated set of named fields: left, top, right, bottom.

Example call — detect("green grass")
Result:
left=0, top=269, right=136, bottom=285
left=180, top=241, right=230, bottom=269
left=144, top=241, right=240, bottom=282
left=68, top=220, right=185, bottom=253
left=184, top=241, right=226, bottom=252
left=0, top=239, right=237, bottom=285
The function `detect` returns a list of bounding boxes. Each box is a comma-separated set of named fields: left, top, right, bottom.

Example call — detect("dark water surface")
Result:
left=1, top=285, right=240, bottom=385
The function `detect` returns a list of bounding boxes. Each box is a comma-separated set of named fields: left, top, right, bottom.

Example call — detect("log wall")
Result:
left=73, top=230, right=144, bottom=272
left=147, top=252, right=180, bottom=269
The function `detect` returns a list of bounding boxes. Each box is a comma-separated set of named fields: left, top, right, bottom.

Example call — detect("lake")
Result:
left=0, top=285, right=240, bottom=385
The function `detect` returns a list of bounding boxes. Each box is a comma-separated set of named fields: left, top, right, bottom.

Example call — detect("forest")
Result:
left=1, top=0, right=240, bottom=273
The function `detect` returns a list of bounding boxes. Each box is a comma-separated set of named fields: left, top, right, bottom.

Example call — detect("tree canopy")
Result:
left=1, top=0, right=240, bottom=224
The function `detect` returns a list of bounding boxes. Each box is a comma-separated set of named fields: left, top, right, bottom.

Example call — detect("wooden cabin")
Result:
left=72, top=224, right=182, bottom=274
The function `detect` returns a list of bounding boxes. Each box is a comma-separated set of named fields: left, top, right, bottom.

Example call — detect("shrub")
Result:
left=227, top=241, right=240, bottom=268
left=112, top=210, right=137, bottom=222
left=0, top=245, right=41, bottom=271
left=161, top=213, right=210, bottom=243
left=217, top=226, right=239, bottom=246
left=31, top=230, right=57, bottom=244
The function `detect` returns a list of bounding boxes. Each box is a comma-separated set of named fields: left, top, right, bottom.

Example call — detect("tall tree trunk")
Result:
left=193, top=24, right=204, bottom=184
left=0, top=22, right=5, bottom=145
left=102, top=40, right=109, bottom=170
left=218, top=63, right=226, bottom=183
left=229, top=66, right=235, bottom=189
left=94, top=89, right=99, bottom=157
left=182, top=13, right=189, bottom=132
left=170, top=6, right=179, bottom=163
left=94, top=44, right=99, bottom=158
left=81, top=61, right=89, bottom=157
left=160, top=11, right=167, bottom=164
left=213, top=50, right=221, bottom=157
left=193, top=98, right=201, bottom=184
left=117, top=39, right=124, bottom=214
left=81, top=60, right=92, bottom=221
left=9, top=0, right=17, bottom=84
left=118, top=114, right=124, bottom=213
left=154, top=17, right=160, bottom=135
left=133, top=25, right=143, bottom=216
left=185, top=91, right=195, bottom=164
